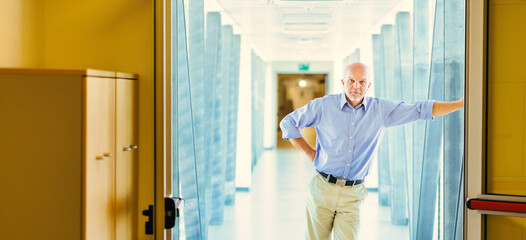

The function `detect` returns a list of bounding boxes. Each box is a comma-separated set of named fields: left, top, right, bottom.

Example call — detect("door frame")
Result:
left=155, top=0, right=173, bottom=239
left=465, top=0, right=526, bottom=239
left=465, top=0, right=486, bottom=238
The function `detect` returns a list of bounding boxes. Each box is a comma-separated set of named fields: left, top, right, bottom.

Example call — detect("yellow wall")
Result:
left=0, top=1, right=155, bottom=239
left=487, top=0, right=526, bottom=239
left=487, top=215, right=526, bottom=240
left=0, top=0, right=44, bottom=67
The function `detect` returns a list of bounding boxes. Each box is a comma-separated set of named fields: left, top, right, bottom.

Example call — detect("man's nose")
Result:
left=351, top=81, right=360, bottom=88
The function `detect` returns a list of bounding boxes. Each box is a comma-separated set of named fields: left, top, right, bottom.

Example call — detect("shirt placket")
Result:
left=344, top=106, right=358, bottom=178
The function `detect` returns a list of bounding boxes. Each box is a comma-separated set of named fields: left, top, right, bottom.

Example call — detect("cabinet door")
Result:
left=84, top=77, right=116, bottom=240
left=116, top=79, right=137, bottom=240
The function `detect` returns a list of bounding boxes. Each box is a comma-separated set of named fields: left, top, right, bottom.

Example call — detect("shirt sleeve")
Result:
left=382, top=100, right=435, bottom=127
left=279, top=99, right=322, bottom=140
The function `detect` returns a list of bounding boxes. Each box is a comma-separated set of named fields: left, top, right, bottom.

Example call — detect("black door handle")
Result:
left=142, top=205, right=154, bottom=235
left=165, top=197, right=184, bottom=229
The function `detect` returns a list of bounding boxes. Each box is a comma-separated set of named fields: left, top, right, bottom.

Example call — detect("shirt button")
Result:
left=350, top=136, right=353, bottom=139
left=352, top=123, right=355, bottom=125
left=349, top=150, right=352, bottom=153
left=353, top=109, right=356, bottom=112
left=347, top=164, right=350, bottom=166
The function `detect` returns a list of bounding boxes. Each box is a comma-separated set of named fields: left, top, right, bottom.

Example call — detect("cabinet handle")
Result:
left=130, top=145, right=138, bottom=150
left=123, top=146, right=132, bottom=151
left=96, top=156, right=104, bottom=160
left=104, top=153, right=113, bottom=158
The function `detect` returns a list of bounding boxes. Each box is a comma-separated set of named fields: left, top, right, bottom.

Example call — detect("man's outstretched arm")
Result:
left=432, top=97, right=464, bottom=117
left=290, top=138, right=316, bottom=162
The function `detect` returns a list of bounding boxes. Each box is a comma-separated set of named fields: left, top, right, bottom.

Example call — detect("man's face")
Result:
left=341, top=66, right=371, bottom=103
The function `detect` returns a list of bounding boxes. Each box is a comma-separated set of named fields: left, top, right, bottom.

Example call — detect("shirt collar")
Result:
left=339, top=92, right=348, bottom=110
left=339, top=92, right=369, bottom=111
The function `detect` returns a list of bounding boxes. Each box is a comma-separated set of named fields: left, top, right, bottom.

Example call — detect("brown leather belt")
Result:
left=317, top=170, right=364, bottom=187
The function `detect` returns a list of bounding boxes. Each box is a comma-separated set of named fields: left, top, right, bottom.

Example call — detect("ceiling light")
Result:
left=298, top=38, right=312, bottom=44
left=298, top=80, right=307, bottom=87
left=278, top=0, right=346, bottom=2
left=281, top=29, right=333, bottom=36
left=284, top=22, right=329, bottom=26
left=274, top=0, right=349, bottom=7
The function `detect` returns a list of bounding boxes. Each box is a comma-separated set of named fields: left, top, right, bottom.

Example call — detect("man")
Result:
left=279, top=63, right=464, bottom=240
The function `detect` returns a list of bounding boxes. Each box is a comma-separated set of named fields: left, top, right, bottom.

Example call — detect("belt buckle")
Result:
left=335, top=178, right=346, bottom=187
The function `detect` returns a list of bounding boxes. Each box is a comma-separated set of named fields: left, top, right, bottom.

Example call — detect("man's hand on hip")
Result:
left=290, top=137, right=316, bottom=162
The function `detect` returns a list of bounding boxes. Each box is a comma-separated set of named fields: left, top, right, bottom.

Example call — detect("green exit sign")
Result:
left=298, top=63, right=310, bottom=71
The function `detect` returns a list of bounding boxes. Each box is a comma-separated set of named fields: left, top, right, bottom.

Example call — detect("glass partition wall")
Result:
left=371, top=0, right=465, bottom=239
left=171, top=0, right=245, bottom=239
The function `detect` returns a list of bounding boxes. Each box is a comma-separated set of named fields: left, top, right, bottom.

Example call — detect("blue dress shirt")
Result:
left=279, top=92, right=435, bottom=180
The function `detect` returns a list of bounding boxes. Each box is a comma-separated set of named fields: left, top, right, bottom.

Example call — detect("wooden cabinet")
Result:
left=0, top=69, right=138, bottom=240
left=85, top=75, right=117, bottom=240
left=115, top=73, right=138, bottom=240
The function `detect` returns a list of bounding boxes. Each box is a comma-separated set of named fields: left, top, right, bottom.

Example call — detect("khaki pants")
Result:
left=305, top=173, right=368, bottom=240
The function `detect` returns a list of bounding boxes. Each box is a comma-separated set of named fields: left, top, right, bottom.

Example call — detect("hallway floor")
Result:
left=209, top=149, right=409, bottom=240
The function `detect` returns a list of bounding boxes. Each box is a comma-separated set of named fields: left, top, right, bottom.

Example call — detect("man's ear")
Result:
left=341, top=79, right=344, bottom=86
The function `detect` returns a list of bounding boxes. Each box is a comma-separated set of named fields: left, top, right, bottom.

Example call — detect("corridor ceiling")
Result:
left=216, top=0, right=402, bottom=61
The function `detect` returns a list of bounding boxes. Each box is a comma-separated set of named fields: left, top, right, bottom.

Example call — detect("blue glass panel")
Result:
left=225, top=34, right=241, bottom=205
left=224, top=27, right=235, bottom=205
left=416, top=0, right=445, bottom=238
left=232, top=36, right=241, bottom=173
left=187, top=0, right=206, bottom=238
left=381, top=25, right=395, bottom=211
left=387, top=21, right=409, bottom=225
left=219, top=24, right=233, bottom=206
left=351, top=48, right=360, bottom=63
left=443, top=0, right=465, bottom=238
left=175, top=0, right=201, bottom=238
left=342, top=49, right=360, bottom=70
left=251, top=51, right=257, bottom=170
left=204, top=12, right=221, bottom=228
left=372, top=33, right=390, bottom=206
left=342, top=55, right=350, bottom=70
left=412, top=0, right=431, bottom=238
left=209, top=25, right=231, bottom=225
left=396, top=11, right=414, bottom=228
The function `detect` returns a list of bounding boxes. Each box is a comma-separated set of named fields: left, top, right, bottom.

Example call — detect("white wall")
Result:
left=263, top=63, right=273, bottom=148
left=235, top=35, right=254, bottom=189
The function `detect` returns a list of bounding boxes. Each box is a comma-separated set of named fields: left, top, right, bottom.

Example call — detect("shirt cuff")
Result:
left=280, top=118, right=303, bottom=140
left=421, top=100, right=435, bottom=121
